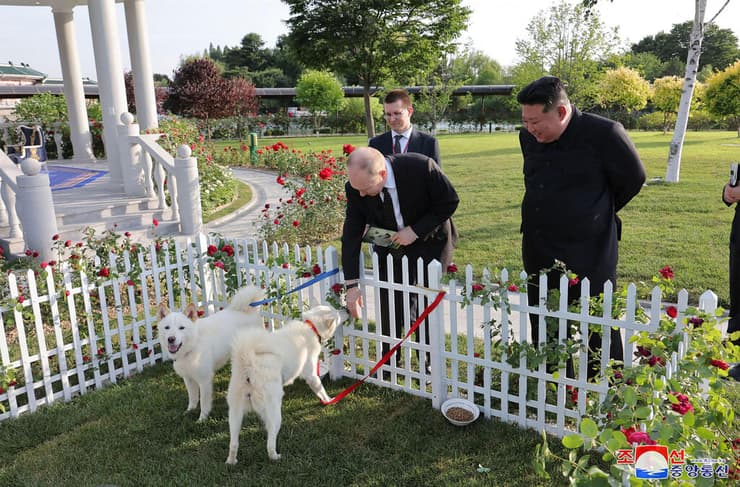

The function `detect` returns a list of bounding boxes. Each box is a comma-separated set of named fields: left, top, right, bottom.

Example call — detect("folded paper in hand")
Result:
left=362, top=226, right=400, bottom=249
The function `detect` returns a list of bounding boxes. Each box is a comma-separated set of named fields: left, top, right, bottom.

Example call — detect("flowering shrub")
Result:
left=256, top=142, right=347, bottom=245
left=532, top=267, right=740, bottom=484
left=152, top=117, right=237, bottom=217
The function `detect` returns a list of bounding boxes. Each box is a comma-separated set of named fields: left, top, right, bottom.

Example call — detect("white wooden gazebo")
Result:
left=0, top=0, right=159, bottom=185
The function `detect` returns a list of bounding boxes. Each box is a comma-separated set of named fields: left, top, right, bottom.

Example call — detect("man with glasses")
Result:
left=370, top=89, right=440, bottom=164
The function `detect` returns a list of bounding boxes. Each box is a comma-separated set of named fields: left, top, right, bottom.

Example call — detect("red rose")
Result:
left=17, top=295, right=25, bottom=304
left=302, top=272, right=311, bottom=278
left=471, top=283, right=484, bottom=292
left=127, top=279, right=135, bottom=286
left=312, top=264, right=321, bottom=275
left=221, top=244, right=234, bottom=256
left=342, top=144, right=356, bottom=155
left=276, top=175, right=286, bottom=185
left=124, top=231, right=131, bottom=237
left=207, top=245, right=218, bottom=256
left=132, top=343, right=139, bottom=350
left=49, top=260, right=56, bottom=266
left=568, top=277, right=580, bottom=287
left=282, top=263, right=290, bottom=269
left=710, top=359, right=730, bottom=370
left=331, top=283, right=343, bottom=295
left=152, top=218, right=159, bottom=227
left=64, top=290, right=70, bottom=297
left=40, top=262, right=48, bottom=269
left=659, top=265, right=674, bottom=280
left=292, top=220, right=300, bottom=227
left=197, top=310, right=205, bottom=317
left=446, top=263, right=458, bottom=273
left=214, top=261, right=225, bottom=269
left=319, top=167, right=333, bottom=180
left=331, top=348, right=342, bottom=355
left=666, top=305, right=678, bottom=318
left=52, top=234, right=59, bottom=241
left=98, top=267, right=110, bottom=278
left=508, top=284, right=519, bottom=292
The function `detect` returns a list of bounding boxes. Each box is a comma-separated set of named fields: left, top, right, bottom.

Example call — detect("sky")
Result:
left=0, top=0, right=738, bottom=80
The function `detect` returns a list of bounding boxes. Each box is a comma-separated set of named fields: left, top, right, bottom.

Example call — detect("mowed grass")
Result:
left=0, top=364, right=570, bottom=487
left=242, top=131, right=740, bottom=305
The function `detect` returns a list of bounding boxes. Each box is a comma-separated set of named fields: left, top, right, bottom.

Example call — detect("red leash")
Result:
left=320, top=290, right=446, bottom=405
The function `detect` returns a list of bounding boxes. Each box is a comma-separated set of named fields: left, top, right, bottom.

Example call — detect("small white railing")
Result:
left=0, top=235, right=711, bottom=444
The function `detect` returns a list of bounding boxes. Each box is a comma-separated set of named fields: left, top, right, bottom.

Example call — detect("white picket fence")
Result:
left=0, top=236, right=713, bottom=442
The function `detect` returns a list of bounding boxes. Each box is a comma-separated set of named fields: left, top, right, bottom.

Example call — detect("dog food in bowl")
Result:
left=441, top=398, right=480, bottom=426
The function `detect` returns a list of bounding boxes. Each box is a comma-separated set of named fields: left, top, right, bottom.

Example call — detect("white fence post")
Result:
left=174, top=145, right=201, bottom=235
left=428, top=259, right=444, bottom=409
left=15, top=158, right=58, bottom=260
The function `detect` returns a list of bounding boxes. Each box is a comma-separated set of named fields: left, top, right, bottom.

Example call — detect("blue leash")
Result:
left=249, top=268, right=340, bottom=306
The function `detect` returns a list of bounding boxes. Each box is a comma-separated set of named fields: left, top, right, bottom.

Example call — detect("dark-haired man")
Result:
left=517, top=76, right=646, bottom=379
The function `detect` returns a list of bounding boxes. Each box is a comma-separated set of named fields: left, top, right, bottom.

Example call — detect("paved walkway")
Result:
left=204, top=167, right=285, bottom=238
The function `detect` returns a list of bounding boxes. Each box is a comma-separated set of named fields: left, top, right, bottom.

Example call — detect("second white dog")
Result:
left=225, top=305, right=343, bottom=464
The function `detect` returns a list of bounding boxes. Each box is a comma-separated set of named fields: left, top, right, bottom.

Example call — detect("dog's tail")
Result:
left=231, top=329, right=282, bottom=401
left=228, top=285, right=265, bottom=314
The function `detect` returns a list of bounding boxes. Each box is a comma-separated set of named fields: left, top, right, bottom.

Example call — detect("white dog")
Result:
left=225, top=304, right=344, bottom=464
left=157, top=285, right=265, bottom=421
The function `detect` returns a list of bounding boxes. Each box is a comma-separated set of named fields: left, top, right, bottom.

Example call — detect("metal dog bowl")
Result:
left=441, top=398, right=480, bottom=426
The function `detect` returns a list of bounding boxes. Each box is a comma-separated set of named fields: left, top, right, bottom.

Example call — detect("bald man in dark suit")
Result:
left=341, top=147, right=458, bottom=376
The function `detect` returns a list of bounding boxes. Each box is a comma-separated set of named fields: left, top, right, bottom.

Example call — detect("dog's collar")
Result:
left=305, top=319, right=322, bottom=343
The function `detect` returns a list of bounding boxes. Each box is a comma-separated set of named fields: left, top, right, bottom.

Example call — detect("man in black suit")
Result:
left=722, top=181, right=740, bottom=381
left=341, top=147, right=458, bottom=377
left=370, top=89, right=455, bottom=267
left=369, top=89, right=440, bottom=164
left=518, top=76, right=646, bottom=379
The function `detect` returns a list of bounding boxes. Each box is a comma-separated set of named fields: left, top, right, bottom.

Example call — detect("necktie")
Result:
left=380, top=188, right=398, bottom=230
left=393, top=134, right=402, bottom=154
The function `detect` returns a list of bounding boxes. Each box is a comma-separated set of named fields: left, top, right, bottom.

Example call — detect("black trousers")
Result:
left=375, top=239, right=445, bottom=371
left=527, top=269, right=624, bottom=380
left=728, top=240, right=740, bottom=347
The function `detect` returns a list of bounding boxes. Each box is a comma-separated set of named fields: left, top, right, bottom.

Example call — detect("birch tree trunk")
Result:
left=665, top=0, right=707, bottom=183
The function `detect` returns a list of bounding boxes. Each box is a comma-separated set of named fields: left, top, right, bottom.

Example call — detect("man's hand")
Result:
left=725, top=184, right=740, bottom=204
left=346, top=286, right=363, bottom=318
left=390, top=226, right=418, bottom=247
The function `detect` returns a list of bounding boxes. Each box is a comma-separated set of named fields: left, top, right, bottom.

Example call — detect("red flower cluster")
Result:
left=669, top=392, right=694, bottom=415
left=621, top=426, right=656, bottom=445
left=659, top=265, right=674, bottom=280
left=270, top=141, right=288, bottom=151
left=710, top=358, right=730, bottom=370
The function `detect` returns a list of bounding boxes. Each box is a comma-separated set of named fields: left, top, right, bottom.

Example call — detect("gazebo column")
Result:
left=88, top=0, right=128, bottom=187
left=124, top=0, right=158, bottom=131
left=52, top=3, right=95, bottom=163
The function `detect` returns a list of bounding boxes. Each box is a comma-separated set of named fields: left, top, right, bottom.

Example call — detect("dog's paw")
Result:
left=269, top=452, right=281, bottom=461
left=197, top=414, right=209, bottom=422
left=225, top=457, right=237, bottom=465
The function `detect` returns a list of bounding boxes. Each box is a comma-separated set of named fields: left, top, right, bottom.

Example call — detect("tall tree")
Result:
left=516, top=0, right=619, bottom=106
left=283, top=0, right=471, bottom=138
left=595, top=66, right=649, bottom=125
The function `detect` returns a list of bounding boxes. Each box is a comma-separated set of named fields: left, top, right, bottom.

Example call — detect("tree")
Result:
left=651, top=76, right=684, bottom=133
left=583, top=0, right=733, bottom=182
left=515, top=0, right=619, bottom=105
left=595, top=66, right=649, bottom=125
left=165, top=58, right=257, bottom=138
left=632, top=20, right=740, bottom=72
left=704, top=59, right=740, bottom=136
left=295, top=70, right=345, bottom=133
left=12, top=92, right=68, bottom=128
left=123, top=71, right=169, bottom=116
left=283, top=0, right=471, bottom=138
left=230, top=77, right=259, bottom=139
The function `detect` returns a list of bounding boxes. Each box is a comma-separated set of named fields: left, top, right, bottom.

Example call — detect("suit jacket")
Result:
left=341, top=153, right=459, bottom=281
left=519, top=107, right=645, bottom=291
left=369, top=128, right=441, bottom=165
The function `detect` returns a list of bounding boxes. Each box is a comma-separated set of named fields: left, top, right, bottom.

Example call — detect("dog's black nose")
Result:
left=168, top=336, right=175, bottom=343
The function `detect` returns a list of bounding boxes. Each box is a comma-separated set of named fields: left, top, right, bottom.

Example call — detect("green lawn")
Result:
left=228, top=131, right=740, bottom=306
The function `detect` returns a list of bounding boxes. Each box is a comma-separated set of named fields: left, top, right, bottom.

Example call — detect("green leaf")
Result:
left=682, top=410, right=695, bottom=427
left=653, top=378, right=664, bottom=390
left=624, top=387, right=637, bottom=406
left=586, top=466, right=609, bottom=478
left=562, top=434, right=584, bottom=449
left=580, top=417, right=599, bottom=438
left=635, top=406, right=651, bottom=419
left=696, top=426, right=715, bottom=441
